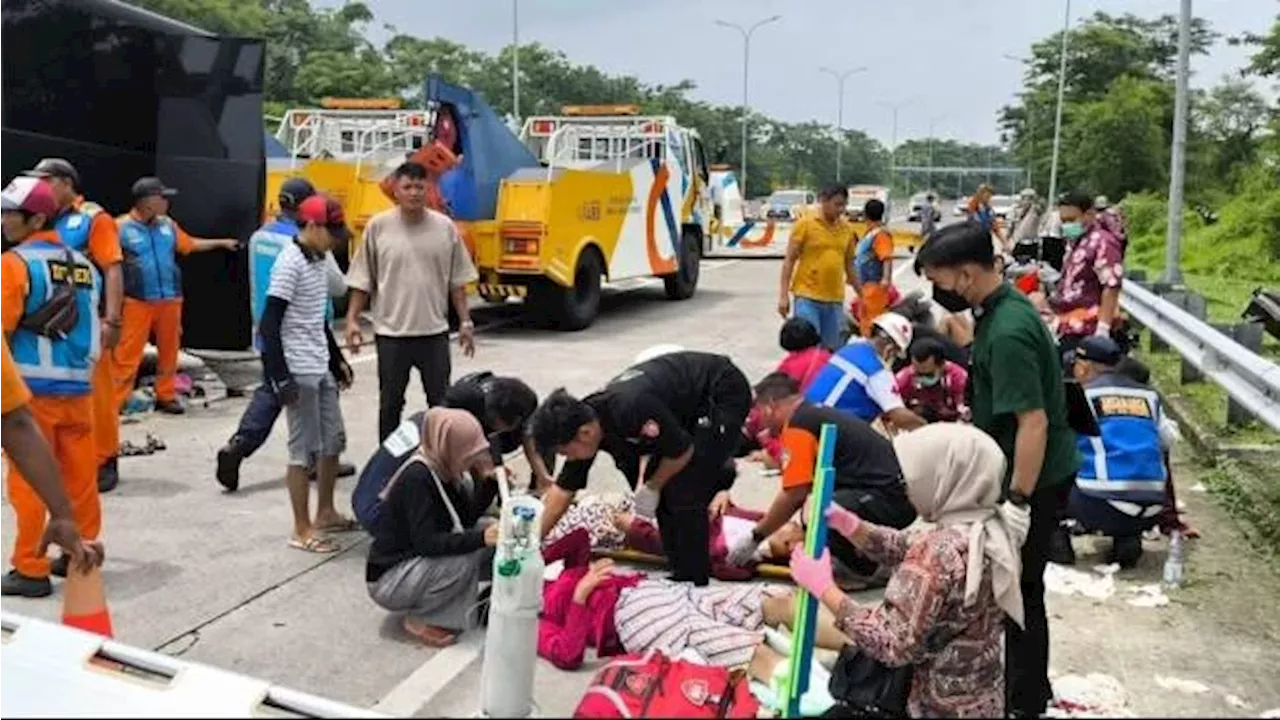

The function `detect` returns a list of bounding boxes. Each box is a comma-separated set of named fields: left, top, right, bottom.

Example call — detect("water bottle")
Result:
left=1163, top=530, right=1185, bottom=589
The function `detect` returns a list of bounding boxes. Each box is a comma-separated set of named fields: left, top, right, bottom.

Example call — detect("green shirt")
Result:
left=970, top=282, right=1080, bottom=490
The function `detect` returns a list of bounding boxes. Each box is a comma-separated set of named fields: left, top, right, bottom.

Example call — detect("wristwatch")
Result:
left=750, top=527, right=766, bottom=543
left=1008, top=489, right=1031, bottom=507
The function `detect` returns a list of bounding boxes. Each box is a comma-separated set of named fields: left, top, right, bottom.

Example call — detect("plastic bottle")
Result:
left=1163, top=529, right=1185, bottom=589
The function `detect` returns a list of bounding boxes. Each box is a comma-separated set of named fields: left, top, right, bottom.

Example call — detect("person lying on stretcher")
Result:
left=543, top=494, right=805, bottom=581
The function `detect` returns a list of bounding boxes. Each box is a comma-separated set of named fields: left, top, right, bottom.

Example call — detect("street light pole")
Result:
left=878, top=99, right=913, bottom=190
left=1046, top=0, right=1072, bottom=206
left=1163, top=0, right=1192, bottom=284
left=716, top=15, right=782, bottom=195
left=511, top=0, right=520, bottom=123
left=821, top=66, right=867, bottom=182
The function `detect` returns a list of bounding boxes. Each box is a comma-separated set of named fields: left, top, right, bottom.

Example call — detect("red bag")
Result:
left=573, top=650, right=760, bottom=719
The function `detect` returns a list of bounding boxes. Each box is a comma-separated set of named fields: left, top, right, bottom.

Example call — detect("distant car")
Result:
left=953, top=197, right=970, bottom=217
left=907, top=192, right=941, bottom=222
left=990, top=195, right=1017, bottom=219
left=763, top=190, right=813, bottom=221
left=845, top=185, right=891, bottom=221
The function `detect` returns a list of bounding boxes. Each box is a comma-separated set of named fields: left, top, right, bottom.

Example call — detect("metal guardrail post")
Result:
left=1211, top=321, right=1266, bottom=427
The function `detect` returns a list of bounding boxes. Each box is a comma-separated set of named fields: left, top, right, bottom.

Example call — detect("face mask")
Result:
left=1061, top=221, right=1086, bottom=240
left=916, top=374, right=941, bottom=387
left=933, top=285, right=970, bottom=312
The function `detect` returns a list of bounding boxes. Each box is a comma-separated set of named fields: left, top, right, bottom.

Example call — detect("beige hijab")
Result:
left=420, top=408, right=490, bottom=481
left=893, top=423, right=1025, bottom=628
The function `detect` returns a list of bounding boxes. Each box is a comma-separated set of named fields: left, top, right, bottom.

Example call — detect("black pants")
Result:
left=828, top=485, right=918, bottom=577
left=229, top=368, right=283, bottom=456
left=376, top=333, right=451, bottom=441
left=1006, top=479, right=1072, bottom=717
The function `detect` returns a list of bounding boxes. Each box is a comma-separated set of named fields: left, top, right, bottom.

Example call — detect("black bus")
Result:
left=2, top=0, right=265, bottom=351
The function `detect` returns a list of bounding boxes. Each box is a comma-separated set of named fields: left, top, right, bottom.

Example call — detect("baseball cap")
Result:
left=278, top=177, right=316, bottom=210
left=1075, top=336, right=1121, bottom=366
left=23, top=158, right=80, bottom=187
left=131, top=176, right=178, bottom=199
left=296, top=194, right=351, bottom=242
left=1, top=177, right=59, bottom=218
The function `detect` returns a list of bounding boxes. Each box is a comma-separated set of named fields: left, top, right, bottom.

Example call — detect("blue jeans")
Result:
left=793, top=297, right=844, bottom=350
left=230, top=370, right=283, bottom=456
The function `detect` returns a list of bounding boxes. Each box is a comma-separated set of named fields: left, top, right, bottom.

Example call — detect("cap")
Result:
left=1, top=177, right=59, bottom=218
left=871, top=312, right=914, bottom=358
left=296, top=194, right=351, bottom=241
left=131, top=177, right=178, bottom=199
left=1076, top=335, right=1121, bottom=366
left=278, top=177, right=316, bottom=210
left=24, top=158, right=80, bottom=187
left=1094, top=195, right=1110, bottom=209
left=1019, top=187, right=1036, bottom=198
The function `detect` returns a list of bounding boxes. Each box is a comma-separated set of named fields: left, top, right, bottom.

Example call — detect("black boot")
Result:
left=2, top=569, right=52, bottom=597
left=155, top=399, right=185, bottom=415
left=1108, top=535, right=1144, bottom=569
left=1048, top=525, right=1076, bottom=565
left=216, top=436, right=248, bottom=492
left=337, top=461, right=357, bottom=478
left=50, top=554, right=69, bottom=579
left=97, top=456, right=119, bottom=494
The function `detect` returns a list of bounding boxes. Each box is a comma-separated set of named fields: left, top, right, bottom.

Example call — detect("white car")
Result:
left=991, top=195, right=1017, bottom=219
left=953, top=197, right=970, bottom=217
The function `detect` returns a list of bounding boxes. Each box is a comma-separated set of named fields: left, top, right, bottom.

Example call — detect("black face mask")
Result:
left=933, top=286, right=970, bottom=313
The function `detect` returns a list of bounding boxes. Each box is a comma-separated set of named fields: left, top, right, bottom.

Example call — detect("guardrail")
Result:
left=1120, top=280, right=1280, bottom=433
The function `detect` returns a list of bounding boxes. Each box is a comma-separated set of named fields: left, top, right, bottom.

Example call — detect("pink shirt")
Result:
left=894, top=361, right=969, bottom=423
left=748, top=347, right=834, bottom=463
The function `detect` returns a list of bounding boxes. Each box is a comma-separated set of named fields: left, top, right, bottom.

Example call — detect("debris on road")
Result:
left=1044, top=562, right=1118, bottom=600
left=1155, top=675, right=1212, bottom=694
left=1125, top=584, right=1170, bottom=608
left=1046, top=673, right=1133, bottom=717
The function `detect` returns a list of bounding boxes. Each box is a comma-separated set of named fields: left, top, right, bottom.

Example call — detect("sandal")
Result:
left=402, top=617, right=457, bottom=647
left=288, top=536, right=340, bottom=554
left=314, top=515, right=360, bottom=534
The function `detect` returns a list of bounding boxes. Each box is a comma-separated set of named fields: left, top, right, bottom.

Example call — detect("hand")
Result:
left=573, top=558, right=614, bottom=604
left=998, top=500, right=1032, bottom=548
left=335, top=362, right=354, bottom=390
left=38, top=519, right=103, bottom=574
left=632, top=483, right=660, bottom=520
left=708, top=490, right=731, bottom=521
left=458, top=322, right=476, bottom=358
left=345, top=324, right=364, bottom=355
left=825, top=505, right=862, bottom=538
left=219, top=239, right=240, bottom=251
left=274, top=377, right=300, bottom=407
left=100, top=320, right=120, bottom=350
left=483, top=522, right=500, bottom=547
left=777, top=295, right=790, bottom=319
left=1094, top=321, right=1112, bottom=338
left=726, top=531, right=761, bottom=567
left=789, top=546, right=835, bottom=599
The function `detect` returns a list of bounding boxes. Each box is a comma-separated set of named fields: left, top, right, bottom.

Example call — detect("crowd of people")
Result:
left=2, top=153, right=1188, bottom=718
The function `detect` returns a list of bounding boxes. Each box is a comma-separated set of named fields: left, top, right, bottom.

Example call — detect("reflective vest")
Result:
left=248, top=217, right=334, bottom=352
left=8, top=241, right=101, bottom=396
left=117, top=215, right=182, bottom=300
left=854, top=227, right=888, bottom=284
left=1076, top=373, right=1167, bottom=505
left=805, top=340, right=888, bottom=422
left=54, top=204, right=100, bottom=255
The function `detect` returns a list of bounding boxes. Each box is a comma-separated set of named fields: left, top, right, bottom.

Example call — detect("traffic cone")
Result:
left=62, top=557, right=113, bottom=638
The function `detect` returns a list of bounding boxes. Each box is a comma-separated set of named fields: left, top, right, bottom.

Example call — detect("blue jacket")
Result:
left=248, top=217, right=337, bottom=353
left=1076, top=373, right=1167, bottom=505
left=804, top=340, right=902, bottom=422
left=854, top=227, right=888, bottom=284
left=53, top=204, right=104, bottom=256
left=117, top=214, right=183, bottom=300
left=8, top=240, right=101, bottom=396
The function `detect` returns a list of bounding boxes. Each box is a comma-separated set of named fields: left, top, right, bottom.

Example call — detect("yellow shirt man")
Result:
left=779, top=191, right=856, bottom=349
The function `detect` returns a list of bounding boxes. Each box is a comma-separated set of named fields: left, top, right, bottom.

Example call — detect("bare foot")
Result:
left=402, top=616, right=457, bottom=647
left=313, top=512, right=358, bottom=533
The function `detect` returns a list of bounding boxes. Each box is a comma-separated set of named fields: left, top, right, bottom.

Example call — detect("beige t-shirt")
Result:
left=346, top=207, right=478, bottom=337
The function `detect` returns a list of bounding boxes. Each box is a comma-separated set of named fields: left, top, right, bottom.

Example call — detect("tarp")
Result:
left=264, top=130, right=289, bottom=159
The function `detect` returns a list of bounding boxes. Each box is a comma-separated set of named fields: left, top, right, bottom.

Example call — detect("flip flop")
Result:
left=314, top=516, right=359, bottom=534
left=288, top=536, right=340, bottom=554
left=402, top=617, right=457, bottom=647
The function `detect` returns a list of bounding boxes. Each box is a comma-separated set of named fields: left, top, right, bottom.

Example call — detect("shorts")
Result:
left=285, top=372, right=347, bottom=467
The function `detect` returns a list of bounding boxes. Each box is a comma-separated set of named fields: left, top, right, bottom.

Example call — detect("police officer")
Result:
left=214, top=178, right=355, bottom=491
left=1, top=177, right=102, bottom=597
left=529, top=351, right=752, bottom=586
left=1065, top=336, right=1173, bottom=568
left=443, top=371, right=553, bottom=493
left=23, top=158, right=126, bottom=494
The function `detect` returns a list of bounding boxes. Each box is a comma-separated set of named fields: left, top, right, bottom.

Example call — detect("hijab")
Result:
left=893, top=423, right=1025, bottom=628
left=420, top=408, right=490, bottom=481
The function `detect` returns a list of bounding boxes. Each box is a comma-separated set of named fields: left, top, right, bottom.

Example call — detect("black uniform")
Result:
left=444, top=372, right=554, bottom=483
left=556, top=352, right=752, bottom=586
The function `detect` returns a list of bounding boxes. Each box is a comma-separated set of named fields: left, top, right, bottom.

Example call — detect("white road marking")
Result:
left=372, top=632, right=485, bottom=715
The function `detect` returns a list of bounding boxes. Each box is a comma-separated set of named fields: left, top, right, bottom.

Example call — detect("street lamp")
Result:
left=878, top=99, right=914, bottom=189
left=715, top=14, right=782, bottom=195
left=511, top=0, right=520, bottom=123
left=927, top=114, right=945, bottom=191
left=820, top=66, right=867, bottom=182
left=1046, top=0, right=1072, bottom=207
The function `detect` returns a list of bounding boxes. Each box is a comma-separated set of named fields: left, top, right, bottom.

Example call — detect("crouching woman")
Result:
left=366, top=408, right=501, bottom=647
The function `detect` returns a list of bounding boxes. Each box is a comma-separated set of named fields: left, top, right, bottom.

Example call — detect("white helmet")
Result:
left=1095, top=195, right=1110, bottom=209
left=1019, top=187, right=1036, bottom=199
left=634, top=344, right=684, bottom=364
left=871, top=312, right=914, bottom=358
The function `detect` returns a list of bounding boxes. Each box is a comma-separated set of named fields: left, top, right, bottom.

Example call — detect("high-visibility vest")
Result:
left=116, top=215, right=182, bottom=300
left=8, top=240, right=101, bottom=396
left=1076, top=373, right=1167, bottom=505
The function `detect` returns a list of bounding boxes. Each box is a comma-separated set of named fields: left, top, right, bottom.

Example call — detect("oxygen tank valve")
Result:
left=479, top=494, right=544, bottom=719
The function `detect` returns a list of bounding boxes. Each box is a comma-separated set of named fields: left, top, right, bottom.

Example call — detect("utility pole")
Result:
left=821, top=66, right=867, bottom=183
left=1163, top=0, right=1192, bottom=284
left=511, top=0, right=520, bottom=123
left=1046, top=0, right=1072, bottom=206
left=716, top=15, right=782, bottom=196
left=879, top=99, right=914, bottom=191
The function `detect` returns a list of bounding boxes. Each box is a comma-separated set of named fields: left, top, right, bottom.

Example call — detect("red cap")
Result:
left=1, top=177, right=58, bottom=218
left=296, top=194, right=351, bottom=241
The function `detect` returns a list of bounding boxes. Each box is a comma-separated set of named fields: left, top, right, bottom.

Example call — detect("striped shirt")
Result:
left=267, top=242, right=330, bottom=376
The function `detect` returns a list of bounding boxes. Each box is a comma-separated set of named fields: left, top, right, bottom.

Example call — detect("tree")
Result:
left=1061, top=76, right=1169, bottom=199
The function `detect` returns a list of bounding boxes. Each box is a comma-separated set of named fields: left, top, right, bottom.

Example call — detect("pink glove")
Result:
left=825, top=505, right=862, bottom=538
left=789, top=546, right=835, bottom=599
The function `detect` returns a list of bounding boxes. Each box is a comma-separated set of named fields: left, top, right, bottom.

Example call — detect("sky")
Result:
left=333, top=0, right=1275, bottom=146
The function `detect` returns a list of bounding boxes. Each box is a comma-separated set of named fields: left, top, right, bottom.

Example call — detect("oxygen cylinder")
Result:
left=479, top=492, right=544, bottom=718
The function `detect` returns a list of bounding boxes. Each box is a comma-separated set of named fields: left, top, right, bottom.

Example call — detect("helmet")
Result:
left=634, top=344, right=684, bottom=365
left=1095, top=194, right=1110, bottom=209
left=871, top=312, right=914, bottom=358
left=1019, top=187, right=1036, bottom=199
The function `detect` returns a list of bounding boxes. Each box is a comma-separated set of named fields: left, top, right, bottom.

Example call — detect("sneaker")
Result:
left=50, top=554, right=69, bottom=579
left=1049, top=526, right=1077, bottom=565
left=97, top=457, right=120, bottom=494
left=1107, top=535, right=1143, bottom=569
left=1, top=570, right=52, bottom=598
left=337, top=461, right=356, bottom=478
left=155, top=400, right=185, bottom=415
left=215, top=440, right=246, bottom=492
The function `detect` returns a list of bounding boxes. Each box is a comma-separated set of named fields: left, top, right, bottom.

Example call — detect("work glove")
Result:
left=632, top=483, right=660, bottom=520
left=789, top=547, right=835, bottom=599
left=726, top=532, right=762, bottom=567
left=273, top=376, right=300, bottom=407
left=825, top=505, right=862, bottom=539
left=998, top=500, right=1032, bottom=548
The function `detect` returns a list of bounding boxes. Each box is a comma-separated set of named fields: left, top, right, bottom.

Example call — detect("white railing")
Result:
left=275, top=109, right=430, bottom=170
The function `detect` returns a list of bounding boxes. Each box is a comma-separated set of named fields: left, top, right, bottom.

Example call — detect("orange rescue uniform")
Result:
left=857, top=226, right=894, bottom=337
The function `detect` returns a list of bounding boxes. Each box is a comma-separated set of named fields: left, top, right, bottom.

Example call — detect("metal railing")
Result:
left=1121, top=280, right=1280, bottom=432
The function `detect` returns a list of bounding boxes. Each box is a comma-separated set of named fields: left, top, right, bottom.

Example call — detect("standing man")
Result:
left=345, top=162, right=478, bottom=441
left=23, top=159, right=126, bottom=494
left=777, top=185, right=855, bottom=350
left=1, top=178, right=102, bottom=597
left=1049, top=191, right=1124, bottom=356
left=917, top=220, right=1079, bottom=718
left=214, top=178, right=356, bottom=491
left=529, top=351, right=752, bottom=586
left=112, top=177, right=239, bottom=416
left=919, top=191, right=938, bottom=238
left=852, top=198, right=895, bottom=337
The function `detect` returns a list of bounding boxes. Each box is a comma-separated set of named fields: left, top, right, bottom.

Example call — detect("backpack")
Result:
left=573, top=650, right=760, bottom=719
left=352, top=415, right=453, bottom=531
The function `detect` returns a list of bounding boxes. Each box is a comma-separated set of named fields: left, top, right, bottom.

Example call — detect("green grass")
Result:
left=1140, top=342, right=1279, bottom=446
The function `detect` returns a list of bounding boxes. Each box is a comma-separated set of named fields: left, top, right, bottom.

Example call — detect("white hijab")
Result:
left=893, top=423, right=1025, bottom=628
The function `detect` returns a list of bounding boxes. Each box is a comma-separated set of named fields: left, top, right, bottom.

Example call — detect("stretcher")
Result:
left=591, top=548, right=795, bottom=582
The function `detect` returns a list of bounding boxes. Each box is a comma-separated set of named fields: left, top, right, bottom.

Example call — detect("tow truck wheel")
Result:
left=530, top=248, right=603, bottom=331
left=663, top=230, right=701, bottom=301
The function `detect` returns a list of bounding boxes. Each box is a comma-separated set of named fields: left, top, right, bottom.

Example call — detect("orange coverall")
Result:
left=2, top=232, right=101, bottom=579
left=857, top=226, right=895, bottom=337
left=70, top=200, right=126, bottom=469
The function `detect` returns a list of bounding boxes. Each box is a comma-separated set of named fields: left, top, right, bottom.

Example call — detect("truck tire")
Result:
left=663, top=230, right=701, bottom=300
left=531, top=248, right=603, bottom=331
